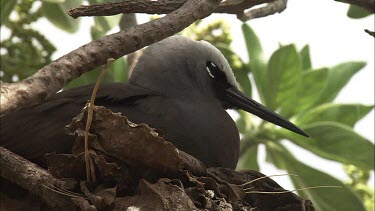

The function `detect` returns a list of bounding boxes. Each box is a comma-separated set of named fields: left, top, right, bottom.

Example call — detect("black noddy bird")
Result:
left=0, top=36, right=307, bottom=169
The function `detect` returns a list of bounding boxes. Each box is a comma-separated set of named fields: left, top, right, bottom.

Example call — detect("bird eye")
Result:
left=206, top=61, right=217, bottom=78
left=206, top=61, right=229, bottom=85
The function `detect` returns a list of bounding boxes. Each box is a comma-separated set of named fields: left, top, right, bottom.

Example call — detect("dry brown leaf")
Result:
left=65, top=106, right=206, bottom=176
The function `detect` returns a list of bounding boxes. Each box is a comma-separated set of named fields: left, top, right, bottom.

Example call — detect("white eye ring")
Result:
left=206, top=62, right=216, bottom=78
left=206, top=66, right=215, bottom=78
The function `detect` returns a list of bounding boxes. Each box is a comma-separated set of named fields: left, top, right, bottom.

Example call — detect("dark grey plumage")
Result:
left=0, top=36, right=307, bottom=169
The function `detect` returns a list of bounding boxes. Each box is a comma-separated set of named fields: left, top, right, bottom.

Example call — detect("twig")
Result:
left=0, top=0, right=221, bottom=115
left=84, top=58, right=114, bottom=182
left=245, top=185, right=342, bottom=193
left=216, top=0, right=271, bottom=14
left=80, top=181, right=96, bottom=204
left=0, top=147, right=76, bottom=209
left=238, top=0, right=288, bottom=21
left=68, top=0, right=187, bottom=18
left=241, top=173, right=299, bottom=187
left=364, top=29, right=375, bottom=37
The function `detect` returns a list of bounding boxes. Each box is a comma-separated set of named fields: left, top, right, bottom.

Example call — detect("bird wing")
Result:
left=0, top=82, right=158, bottom=165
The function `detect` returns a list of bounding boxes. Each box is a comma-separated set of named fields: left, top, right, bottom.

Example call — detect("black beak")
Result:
left=224, top=87, right=309, bottom=137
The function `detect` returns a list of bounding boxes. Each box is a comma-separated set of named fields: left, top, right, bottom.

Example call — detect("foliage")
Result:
left=344, top=165, right=375, bottom=211
left=238, top=24, right=373, bottom=211
left=181, top=20, right=375, bottom=211
left=0, top=0, right=128, bottom=87
left=346, top=4, right=372, bottom=19
left=41, top=0, right=82, bottom=33
left=64, top=0, right=128, bottom=89
left=1, top=0, right=56, bottom=82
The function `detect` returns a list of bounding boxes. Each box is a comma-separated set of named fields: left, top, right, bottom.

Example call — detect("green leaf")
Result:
left=236, top=110, right=254, bottom=133
left=347, top=5, right=371, bottom=19
left=267, top=143, right=366, bottom=211
left=89, top=0, right=122, bottom=37
left=242, top=24, right=268, bottom=104
left=315, top=61, right=365, bottom=105
left=296, top=103, right=374, bottom=127
left=237, top=144, right=259, bottom=171
left=1, top=0, right=17, bottom=26
left=282, top=122, right=374, bottom=170
left=91, top=25, right=106, bottom=40
left=41, top=0, right=82, bottom=33
left=295, top=68, right=329, bottom=113
left=93, top=15, right=121, bottom=34
left=265, top=144, right=286, bottom=169
left=300, top=45, right=312, bottom=70
left=64, top=66, right=114, bottom=89
left=235, top=68, right=252, bottom=97
left=268, top=44, right=302, bottom=116
left=112, top=57, right=128, bottom=82
left=64, top=57, right=128, bottom=89
left=242, top=24, right=264, bottom=66
left=92, top=13, right=121, bottom=33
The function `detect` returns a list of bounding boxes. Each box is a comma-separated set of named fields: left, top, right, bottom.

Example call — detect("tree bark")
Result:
left=0, top=147, right=76, bottom=209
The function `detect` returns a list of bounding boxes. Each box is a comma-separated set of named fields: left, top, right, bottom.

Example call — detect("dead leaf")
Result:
left=45, top=153, right=86, bottom=179
left=114, top=178, right=198, bottom=211
left=40, top=106, right=315, bottom=211
left=65, top=106, right=206, bottom=175
left=72, top=197, right=97, bottom=211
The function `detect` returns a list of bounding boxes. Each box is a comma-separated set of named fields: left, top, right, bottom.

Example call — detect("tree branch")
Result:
left=365, top=29, right=375, bottom=37
left=67, top=0, right=274, bottom=18
left=216, top=0, right=271, bottom=14
left=0, top=0, right=221, bottom=115
left=68, top=0, right=187, bottom=18
left=0, top=147, right=76, bottom=209
left=237, top=0, right=288, bottom=21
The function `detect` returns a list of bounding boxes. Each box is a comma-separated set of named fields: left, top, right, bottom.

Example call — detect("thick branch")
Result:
left=238, top=0, right=288, bottom=21
left=216, top=0, right=271, bottom=13
left=68, top=0, right=273, bottom=18
left=68, top=0, right=188, bottom=18
left=0, top=147, right=75, bottom=209
left=0, top=0, right=221, bottom=115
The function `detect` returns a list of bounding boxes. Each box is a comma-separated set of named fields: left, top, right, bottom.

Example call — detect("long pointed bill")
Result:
left=224, top=87, right=309, bottom=137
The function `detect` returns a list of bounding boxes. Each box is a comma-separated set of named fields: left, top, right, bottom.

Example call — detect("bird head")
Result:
left=130, top=36, right=308, bottom=137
